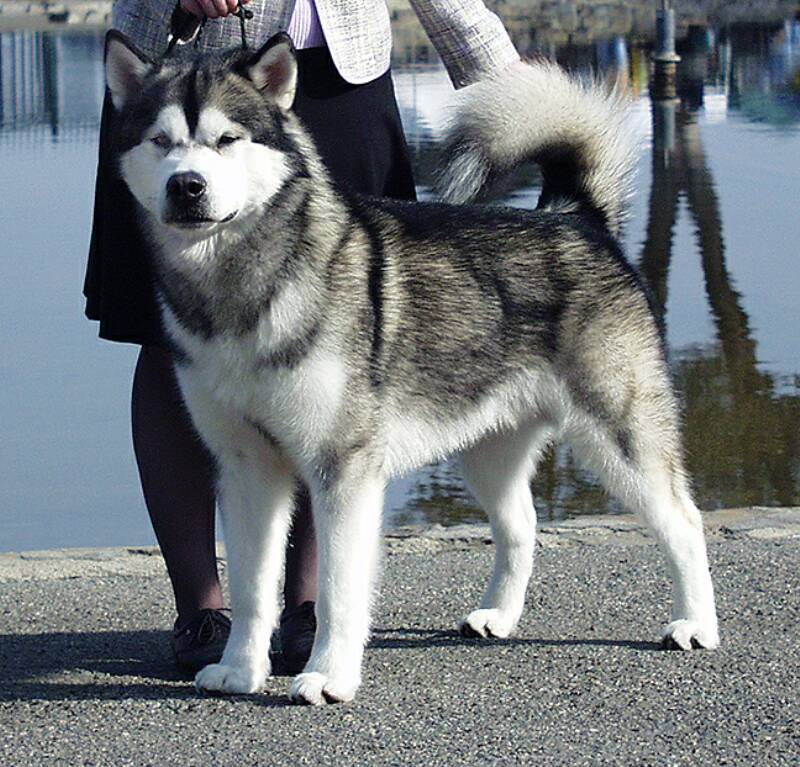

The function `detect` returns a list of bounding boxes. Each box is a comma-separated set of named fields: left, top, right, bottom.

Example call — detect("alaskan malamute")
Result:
left=105, top=31, right=719, bottom=704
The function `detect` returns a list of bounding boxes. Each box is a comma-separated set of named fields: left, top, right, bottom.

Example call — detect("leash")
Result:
left=165, top=1, right=253, bottom=58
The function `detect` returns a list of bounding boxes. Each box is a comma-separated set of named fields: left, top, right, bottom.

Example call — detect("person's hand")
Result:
left=180, top=0, right=251, bottom=20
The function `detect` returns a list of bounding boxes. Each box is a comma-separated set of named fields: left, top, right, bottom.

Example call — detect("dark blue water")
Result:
left=1, top=21, right=798, bottom=550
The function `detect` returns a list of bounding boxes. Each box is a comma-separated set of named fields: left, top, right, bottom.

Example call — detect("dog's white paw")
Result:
left=459, top=608, right=517, bottom=639
left=661, top=619, right=720, bottom=651
left=288, top=671, right=359, bottom=706
left=194, top=662, right=266, bottom=694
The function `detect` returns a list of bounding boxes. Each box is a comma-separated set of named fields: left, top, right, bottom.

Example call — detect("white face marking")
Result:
left=194, top=106, right=243, bottom=146
left=154, top=104, right=190, bottom=144
left=119, top=104, right=293, bottom=243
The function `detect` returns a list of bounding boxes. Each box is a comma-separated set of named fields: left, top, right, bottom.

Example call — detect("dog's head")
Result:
left=105, top=31, right=301, bottom=239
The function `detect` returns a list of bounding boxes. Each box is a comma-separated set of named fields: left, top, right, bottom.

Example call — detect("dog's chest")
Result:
left=165, top=309, right=347, bottom=448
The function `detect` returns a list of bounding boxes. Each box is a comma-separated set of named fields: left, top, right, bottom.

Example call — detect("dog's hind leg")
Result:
left=458, top=422, right=551, bottom=639
left=564, top=395, right=719, bottom=651
left=289, top=465, right=384, bottom=705
left=177, top=379, right=296, bottom=694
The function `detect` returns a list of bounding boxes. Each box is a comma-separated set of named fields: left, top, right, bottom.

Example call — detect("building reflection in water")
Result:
left=0, top=30, right=104, bottom=140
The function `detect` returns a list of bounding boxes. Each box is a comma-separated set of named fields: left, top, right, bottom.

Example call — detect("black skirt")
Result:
left=83, top=46, right=416, bottom=347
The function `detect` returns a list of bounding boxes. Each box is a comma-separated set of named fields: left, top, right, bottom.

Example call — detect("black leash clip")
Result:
left=235, top=2, right=254, bottom=49
left=166, top=3, right=202, bottom=55
left=165, top=1, right=252, bottom=58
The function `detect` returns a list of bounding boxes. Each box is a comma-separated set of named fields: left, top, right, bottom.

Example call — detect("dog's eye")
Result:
left=217, top=134, right=240, bottom=148
left=151, top=134, right=171, bottom=150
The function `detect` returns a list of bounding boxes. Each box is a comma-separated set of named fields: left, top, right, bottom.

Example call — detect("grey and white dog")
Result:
left=105, top=31, right=719, bottom=705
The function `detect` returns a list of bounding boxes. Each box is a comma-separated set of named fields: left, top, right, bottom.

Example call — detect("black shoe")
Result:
left=171, top=608, right=231, bottom=673
left=278, top=601, right=316, bottom=675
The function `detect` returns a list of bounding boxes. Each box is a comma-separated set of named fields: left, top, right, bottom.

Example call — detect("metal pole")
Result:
left=652, top=0, right=680, bottom=100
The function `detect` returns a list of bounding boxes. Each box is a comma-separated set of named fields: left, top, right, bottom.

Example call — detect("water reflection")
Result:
left=0, top=30, right=104, bottom=139
left=729, top=21, right=800, bottom=127
left=643, top=27, right=800, bottom=511
left=0, top=19, right=798, bottom=547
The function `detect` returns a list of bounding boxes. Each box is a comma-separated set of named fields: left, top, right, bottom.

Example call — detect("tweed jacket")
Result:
left=112, top=0, right=519, bottom=87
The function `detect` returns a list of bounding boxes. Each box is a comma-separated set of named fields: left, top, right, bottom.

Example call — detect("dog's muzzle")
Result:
left=164, top=171, right=235, bottom=228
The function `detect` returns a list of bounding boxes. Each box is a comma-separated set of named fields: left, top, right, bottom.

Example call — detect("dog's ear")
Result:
left=105, top=31, right=153, bottom=111
left=245, top=33, right=298, bottom=110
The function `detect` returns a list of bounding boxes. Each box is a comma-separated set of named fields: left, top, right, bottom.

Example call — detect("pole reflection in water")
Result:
left=640, top=27, right=799, bottom=511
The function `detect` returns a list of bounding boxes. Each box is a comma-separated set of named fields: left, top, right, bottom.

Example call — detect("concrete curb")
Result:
left=2, top=507, right=797, bottom=583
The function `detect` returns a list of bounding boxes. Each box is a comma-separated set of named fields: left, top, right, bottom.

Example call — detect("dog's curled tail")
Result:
left=435, top=61, right=639, bottom=237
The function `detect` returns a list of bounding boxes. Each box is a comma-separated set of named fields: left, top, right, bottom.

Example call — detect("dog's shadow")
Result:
left=369, top=626, right=660, bottom=652
left=0, top=627, right=660, bottom=703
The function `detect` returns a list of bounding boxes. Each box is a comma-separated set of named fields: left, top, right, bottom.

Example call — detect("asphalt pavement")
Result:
left=1, top=508, right=798, bottom=766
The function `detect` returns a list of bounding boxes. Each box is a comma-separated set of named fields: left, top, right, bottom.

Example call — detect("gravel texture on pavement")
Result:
left=0, top=509, right=798, bottom=766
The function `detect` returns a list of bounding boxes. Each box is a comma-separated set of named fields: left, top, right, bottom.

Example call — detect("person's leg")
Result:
left=279, top=487, right=318, bottom=672
left=131, top=345, right=223, bottom=621
left=283, top=487, right=317, bottom=609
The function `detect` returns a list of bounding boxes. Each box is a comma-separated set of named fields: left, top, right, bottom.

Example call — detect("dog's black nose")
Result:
left=167, top=171, right=207, bottom=201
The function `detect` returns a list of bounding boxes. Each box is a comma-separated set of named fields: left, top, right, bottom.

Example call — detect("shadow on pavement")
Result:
left=370, top=626, right=660, bottom=652
left=0, top=629, right=289, bottom=706
left=0, top=626, right=661, bottom=703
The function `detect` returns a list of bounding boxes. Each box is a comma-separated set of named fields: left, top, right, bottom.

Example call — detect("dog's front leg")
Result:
left=289, top=471, right=384, bottom=705
left=194, top=454, right=295, bottom=694
left=176, top=377, right=295, bottom=695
